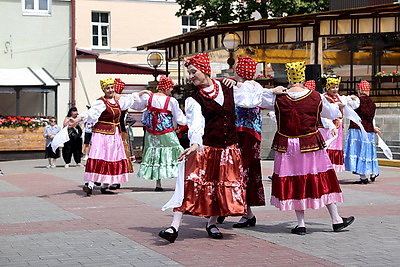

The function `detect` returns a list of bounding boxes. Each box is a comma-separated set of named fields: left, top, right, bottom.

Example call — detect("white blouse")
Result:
left=320, top=94, right=361, bottom=130
left=78, top=93, right=149, bottom=125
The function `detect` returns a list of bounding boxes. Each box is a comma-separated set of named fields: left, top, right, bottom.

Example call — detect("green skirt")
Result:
left=138, top=131, right=184, bottom=180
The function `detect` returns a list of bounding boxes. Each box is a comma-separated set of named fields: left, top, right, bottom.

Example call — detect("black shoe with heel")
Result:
left=83, top=184, right=92, bottom=196
left=291, top=225, right=306, bottom=235
left=159, top=226, right=178, bottom=243
left=370, top=174, right=379, bottom=182
left=206, top=224, right=223, bottom=239
left=232, top=216, right=256, bottom=228
left=101, top=188, right=116, bottom=194
left=333, top=216, right=355, bottom=232
left=217, top=216, right=226, bottom=224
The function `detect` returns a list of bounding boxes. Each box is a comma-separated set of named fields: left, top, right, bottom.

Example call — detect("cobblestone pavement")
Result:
left=0, top=159, right=399, bottom=266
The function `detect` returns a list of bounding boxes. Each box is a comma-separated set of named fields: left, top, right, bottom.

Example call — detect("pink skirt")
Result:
left=270, top=138, right=343, bottom=211
left=84, top=129, right=129, bottom=184
left=319, top=121, right=345, bottom=172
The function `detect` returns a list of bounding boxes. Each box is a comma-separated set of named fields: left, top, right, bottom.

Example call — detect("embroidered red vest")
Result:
left=92, top=97, right=121, bottom=135
left=349, top=95, right=376, bottom=133
left=272, top=90, right=326, bottom=153
left=191, top=81, right=238, bottom=148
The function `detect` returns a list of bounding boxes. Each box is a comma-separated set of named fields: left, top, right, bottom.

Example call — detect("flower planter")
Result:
left=0, top=127, right=45, bottom=151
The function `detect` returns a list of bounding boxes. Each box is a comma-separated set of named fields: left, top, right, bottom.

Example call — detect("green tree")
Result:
left=175, top=0, right=329, bottom=27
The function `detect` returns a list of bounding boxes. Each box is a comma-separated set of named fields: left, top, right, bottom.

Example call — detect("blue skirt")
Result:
left=344, top=129, right=379, bottom=176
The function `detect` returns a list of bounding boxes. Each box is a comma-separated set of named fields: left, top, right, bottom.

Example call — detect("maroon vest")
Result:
left=92, top=97, right=121, bottom=135
left=272, top=90, right=326, bottom=153
left=191, top=81, right=238, bottom=148
left=349, top=94, right=376, bottom=133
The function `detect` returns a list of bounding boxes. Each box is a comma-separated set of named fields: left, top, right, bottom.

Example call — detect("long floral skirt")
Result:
left=344, top=129, right=379, bottom=176
left=319, top=121, right=344, bottom=172
left=238, top=132, right=265, bottom=206
left=84, top=129, right=129, bottom=184
left=174, top=144, right=246, bottom=217
left=270, top=138, right=343, bottom=211
left=138, top=131, right=183, bottom=180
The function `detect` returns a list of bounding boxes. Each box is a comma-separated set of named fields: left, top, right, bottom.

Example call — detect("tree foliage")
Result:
left=175, top=0, right=330, bottom=27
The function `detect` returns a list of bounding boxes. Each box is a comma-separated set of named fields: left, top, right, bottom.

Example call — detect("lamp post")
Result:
left=222, top=32, right=241, bottom=72
left=147, top=52, right=163, bottom=91
left=147, top=52, right=163, bottom=81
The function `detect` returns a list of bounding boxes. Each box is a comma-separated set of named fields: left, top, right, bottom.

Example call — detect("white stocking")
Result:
left=326, top=203, right=343, bottom=224
left=295, top=210, right=305, bottom=227
left=167, top=211, right=183, bottom=233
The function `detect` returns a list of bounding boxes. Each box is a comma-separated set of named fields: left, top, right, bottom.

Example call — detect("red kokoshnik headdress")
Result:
left=114, top=78, right=125, bottom=94
left=184, top=53, right=211, bottom=76
left=157, top=75, right=174, bottom=91
left=235, top=56, right=258, bottom=80
left=357, top=80, right=370, bottom=92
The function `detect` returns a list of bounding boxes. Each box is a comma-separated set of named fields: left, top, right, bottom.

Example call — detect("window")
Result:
left=182, top=16, right=198, bottom=33
left=22, top=0, right=51, bottom=15
left=92, top=12, right=110, bottom=49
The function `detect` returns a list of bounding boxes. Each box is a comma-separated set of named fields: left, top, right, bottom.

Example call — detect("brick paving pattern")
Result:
left=0, top=159, right=399, bottom=266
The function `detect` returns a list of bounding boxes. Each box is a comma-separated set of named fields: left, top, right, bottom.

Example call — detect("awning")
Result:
left=0, top=67, right=59, bottom=87
left=77, top=48, right=169, bottom=75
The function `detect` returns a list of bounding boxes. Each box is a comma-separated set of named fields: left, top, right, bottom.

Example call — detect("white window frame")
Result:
left=91, top=12, right=111, bottom=50
left=22, top=0, right=51, bottom=16
left=182, top=16, right=198, bottom=34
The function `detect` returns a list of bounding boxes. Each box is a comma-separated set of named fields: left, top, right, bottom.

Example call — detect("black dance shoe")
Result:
left=100, top=188, right=116, bottom=194
left=352, top=179, right=369, bottom=184
left=333, top=216, right=355, bottom=232
left=217, top=216, right=226, bottom=224
left=291, top=226, right=306, bottom=235
left=83, top=184, right=92, bottom=196
left=232, top=216, right=256, bottom=228
left=370, top=174, right=379, bottom=182
left=206, top=224, right=223, bottom=239
left=109, top=184, right=121, bottom=190
left=155, top=187, right=164, bottom=192
left=159, top=226, right=178, bottom=243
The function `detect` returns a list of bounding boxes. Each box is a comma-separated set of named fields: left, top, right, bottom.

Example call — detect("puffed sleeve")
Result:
left=259, top=88, right=276, bottom=109
left=119, top=93, right=150, bottom=111
left=234, top=81, right=264, bottom=108
left=170, top=98, right=187, bottom=125
left=185, top=97, right=204, bottom=149
left=340, top=95, right=360, bottom=110
left=320, top=94, right=341, bottom=119
left=78, top=99, right=106, bottom=124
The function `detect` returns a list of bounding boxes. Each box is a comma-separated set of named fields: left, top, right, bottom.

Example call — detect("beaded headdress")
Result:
left=326, top=77, right=341, bottom=90
left=285, top=61, right=305, bottom=84
left=100, top=78, right=115, bottom=91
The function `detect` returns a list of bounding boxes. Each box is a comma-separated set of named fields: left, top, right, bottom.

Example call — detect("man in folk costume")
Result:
left=70, top=78, right=149, bottom=196
left=319, top=77, right=360, bottom=172
left=265, top=61, right=355, bottom=235
left=344, top=80, right=380, bottom=184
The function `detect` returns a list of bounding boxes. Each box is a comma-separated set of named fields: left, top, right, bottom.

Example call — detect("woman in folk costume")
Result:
left=265, top=62, right=354, bottom=235
left=159, top=53, right=249, bottom=243
left=70, top=78, right=149, bottom=196
left=344, top=80, right=380, bottom=184
left=319, top=77, right=360, bottom=172
left=218, top=56, right=266, bottom=228
left=138, top=75, right=186, bottom=191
